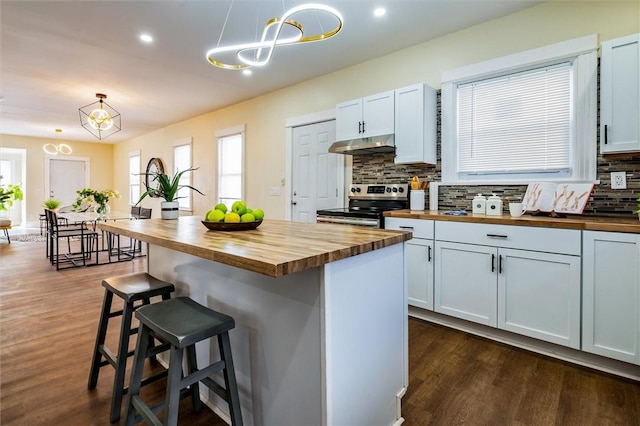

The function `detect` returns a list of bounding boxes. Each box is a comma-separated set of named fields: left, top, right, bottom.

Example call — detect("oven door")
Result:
left=316, top=215, right=381, bottom=228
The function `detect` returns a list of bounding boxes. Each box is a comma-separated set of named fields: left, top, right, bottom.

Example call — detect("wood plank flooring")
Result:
left=1, top=239, right=639, bottom=425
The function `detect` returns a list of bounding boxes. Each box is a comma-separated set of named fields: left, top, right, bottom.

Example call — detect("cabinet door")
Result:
left=600, top=33, right=640, bottom=153
left=336, top=98, right=363, bottom=140
left=394, top=83, right=436, bottom=165
left=434, top=241, right=497, bottom=326
left=406, top=239, right=434, bottom=310
left=497, top=248, right=581, bottom=349
left=362, top=91, right=394, bottom=137
left=583, top=231, right=640, bottom=364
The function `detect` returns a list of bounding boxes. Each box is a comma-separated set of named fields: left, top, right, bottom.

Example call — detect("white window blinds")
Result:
left=457, top=63, right=572, bottom=176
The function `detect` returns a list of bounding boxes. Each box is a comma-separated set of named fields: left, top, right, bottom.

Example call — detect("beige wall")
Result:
left=0, top=134, right=113, bottom=224
left=5, top=1, right=638, bottom=224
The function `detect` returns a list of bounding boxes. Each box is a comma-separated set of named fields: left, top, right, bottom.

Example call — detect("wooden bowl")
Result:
left=201, top=220, right=263, bottom=231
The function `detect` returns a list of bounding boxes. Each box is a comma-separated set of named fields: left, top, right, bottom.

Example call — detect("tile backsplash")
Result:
left=353, top=90, right=640, bottom=217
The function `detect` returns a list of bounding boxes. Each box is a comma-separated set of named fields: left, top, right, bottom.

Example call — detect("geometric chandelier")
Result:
left=78, top=93, right=121, bottom=140
left=206, top=3, right=343, bottom=71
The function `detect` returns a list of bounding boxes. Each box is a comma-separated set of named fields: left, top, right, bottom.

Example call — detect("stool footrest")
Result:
left=182, top=359, right=225, bottom=389
left=201, top=376, right=230, bottom=402
left=131, top=395, right=163, bottom=426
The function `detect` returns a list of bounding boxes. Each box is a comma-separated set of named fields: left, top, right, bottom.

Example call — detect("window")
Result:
left=173, top=142, right=192, bottom=210
left=128, top=152, right=140, bottom=205
left=217, top=126, right=245, bottom=206
left=441, top=35, right=597, bottom=184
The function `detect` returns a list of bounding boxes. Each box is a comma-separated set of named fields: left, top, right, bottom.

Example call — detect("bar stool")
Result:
left=125, top=297, right=243, bottom=426
left=88, top=273, right=175, bottom=423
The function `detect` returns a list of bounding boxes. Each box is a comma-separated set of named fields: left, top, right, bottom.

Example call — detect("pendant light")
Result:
left=78, top=93, right=121, bottom=140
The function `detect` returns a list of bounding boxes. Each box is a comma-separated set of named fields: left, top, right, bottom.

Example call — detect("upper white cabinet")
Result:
left=582, top=231, right=640, bottom=365
left=335, top=91, right=394, bottom=141
left=394, top=83, right=437, bottom=165
left=600, top=33, right=640, bottom=153
left=385, top=218, right=434, bottom=310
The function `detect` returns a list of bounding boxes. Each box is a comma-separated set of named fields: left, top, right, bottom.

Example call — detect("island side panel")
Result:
left=148, top=244, right=323, bottom=426
left=322, top=243, right=407, bottom=426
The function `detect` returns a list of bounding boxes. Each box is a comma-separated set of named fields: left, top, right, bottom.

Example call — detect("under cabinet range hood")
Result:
left=328, top=134, right=395, bottom=155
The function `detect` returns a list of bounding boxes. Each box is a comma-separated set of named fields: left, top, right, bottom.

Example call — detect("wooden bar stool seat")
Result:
left=88, top=272, right=175, bottom=423
left=125, top=297, right=243, bottom=426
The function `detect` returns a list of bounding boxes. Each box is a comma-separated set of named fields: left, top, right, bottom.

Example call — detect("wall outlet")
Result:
left=611, top=172, right=627, bottom=189
left=270, top=187, right=281, bottom=196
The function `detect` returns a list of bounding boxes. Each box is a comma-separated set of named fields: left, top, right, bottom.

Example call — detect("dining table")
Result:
left=57, top=210, right=143, bottom=264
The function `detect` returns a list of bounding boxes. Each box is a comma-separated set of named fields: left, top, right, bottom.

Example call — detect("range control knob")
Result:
left=355, top=187, right=361, bottom=192
left=386, top=187, right=392, bottom=193
left=350, top=187, right=357, bottom=193
left=392, top=187, right=398, bottom=193
left=398, top=187, right=405, bottom=193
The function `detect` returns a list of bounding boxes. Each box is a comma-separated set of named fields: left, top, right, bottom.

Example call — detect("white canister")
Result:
left=410, top=190, right=425, bottom=211
left=486, top=194, right=503, bottom=216
left=472, top=194, right=487, bottom=214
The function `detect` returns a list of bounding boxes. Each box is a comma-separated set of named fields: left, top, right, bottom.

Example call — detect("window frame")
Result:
left=441, top=34, right=598, bottom=185
left=172, top=140, right=193, bottom=212
left=216, top=125, right=245, bottom=207
left=128, top=151, right=141, bottom=206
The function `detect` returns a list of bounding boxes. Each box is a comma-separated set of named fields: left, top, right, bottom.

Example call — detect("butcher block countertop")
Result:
left=384, top=210, right=640, bottom=234
left=97, top=216, right=411, bottom=278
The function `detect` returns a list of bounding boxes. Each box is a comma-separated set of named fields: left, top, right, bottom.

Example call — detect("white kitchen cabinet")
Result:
left=385, top=218, right=434, bottom=310
left=498, top=248, right=581, bottom=349
left=434, top=222, right=581, bottom=348
left=335, top=91, right=394, bottom=141
left=435, top=241, right=497, bottom=326
left=582, top=231, right=640, bottom=365
left=600, top=33, right=640, bottom=153
left=394, top=83, right=437, bottom=165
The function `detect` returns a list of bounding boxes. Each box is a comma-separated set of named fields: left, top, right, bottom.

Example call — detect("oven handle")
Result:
left=316, top=216, right=380, bottom=227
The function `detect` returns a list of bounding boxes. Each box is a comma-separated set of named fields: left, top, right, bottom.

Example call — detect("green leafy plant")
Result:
left=136, top=167, right=204, bottom=204
left=43, top=198, right=62, bottom=210
left=636, top=195, right=640, bottom=214
left=0, top=181, right=23, bottom=211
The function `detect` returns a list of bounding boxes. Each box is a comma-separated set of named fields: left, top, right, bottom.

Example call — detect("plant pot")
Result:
left=161, top=201, right=180, bottom=220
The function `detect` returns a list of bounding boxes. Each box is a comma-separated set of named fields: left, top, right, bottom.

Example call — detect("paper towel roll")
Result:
left=429, top=182, right=439, bottom=211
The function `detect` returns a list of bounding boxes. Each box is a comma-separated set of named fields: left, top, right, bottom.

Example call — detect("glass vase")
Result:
left=94, top=203, right=111, bottom=218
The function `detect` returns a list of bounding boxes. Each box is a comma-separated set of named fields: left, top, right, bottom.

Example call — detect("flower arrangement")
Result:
left=72, top=188, right=121, bottom=214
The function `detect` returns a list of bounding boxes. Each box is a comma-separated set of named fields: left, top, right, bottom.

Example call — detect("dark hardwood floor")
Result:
left=1, top=239, right=639, bottom=425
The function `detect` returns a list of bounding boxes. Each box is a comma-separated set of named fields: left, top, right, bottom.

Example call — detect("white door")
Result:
left=47, top=158, right=89, bottom=207
left=291, top=120, right=342, bottom=223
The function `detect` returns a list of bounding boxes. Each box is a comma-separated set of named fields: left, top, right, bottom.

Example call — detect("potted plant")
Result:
left=0, top=181, right=23, bottom=214
left=636, top=195, right=640, bottom=221
left=43, top=198, right=62, bottom=212
left=136, top=167, right=204, bottom=219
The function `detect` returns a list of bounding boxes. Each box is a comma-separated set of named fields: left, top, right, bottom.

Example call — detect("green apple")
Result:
left=241, top=213, right=255, bottom=223
left=206, top=209, right=225, bottom=222
left=231, top=200, right=247, bottom=216
left=252, top=208, right=264, bottom=221
left=224, top=212, right=241, bottom=223
left=214, top=203, right=228, bottom=213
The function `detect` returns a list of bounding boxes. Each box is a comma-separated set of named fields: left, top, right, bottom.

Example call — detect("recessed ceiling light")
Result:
left=140, top=33, right=153, bottom=43
left=55, top=128, right=62, bottom=133
left=242, top=69, right=252, bottom=76
left=374, top=7, right=386, bottom=17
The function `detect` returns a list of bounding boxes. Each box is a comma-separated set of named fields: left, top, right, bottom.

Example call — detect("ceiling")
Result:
left=0, top=0, right=539, bottom=144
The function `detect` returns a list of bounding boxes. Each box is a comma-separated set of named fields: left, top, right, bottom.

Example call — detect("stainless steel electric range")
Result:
left=316, top=183, right=409, bottom=229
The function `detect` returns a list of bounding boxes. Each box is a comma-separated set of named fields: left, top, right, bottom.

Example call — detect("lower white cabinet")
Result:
left=434, top=222, right=581, bottom=348
left=582, top=231, right=640, bottom=365
left=385, top=218, right=434, bottom=310
left=434, top=241, right=497, bottom=326
left=498, top=248, right=581, bottom=349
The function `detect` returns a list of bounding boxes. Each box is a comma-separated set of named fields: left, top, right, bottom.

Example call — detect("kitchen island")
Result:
left=98, top=216, right=412, bottom=426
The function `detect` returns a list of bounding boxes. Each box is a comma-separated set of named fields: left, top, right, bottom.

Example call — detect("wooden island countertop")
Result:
left=97, top=216, right=411, bottom=278
left=384, top=210, right=640, bottom=234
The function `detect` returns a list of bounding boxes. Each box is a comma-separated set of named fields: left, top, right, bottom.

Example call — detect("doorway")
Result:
left=0, top=148, right=26, bottom=226
left=288, top=117, right=345, bottom=223
left=45, top=157, right=90, bottom=207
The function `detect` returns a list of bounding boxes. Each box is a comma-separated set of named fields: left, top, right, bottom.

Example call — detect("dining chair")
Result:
left=46, top=209, right=98, bottom=270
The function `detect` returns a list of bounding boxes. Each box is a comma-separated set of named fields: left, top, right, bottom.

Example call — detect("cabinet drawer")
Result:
left=386, top=218, right=434, bottom=239
left=435, top=221, right=580, bottom=255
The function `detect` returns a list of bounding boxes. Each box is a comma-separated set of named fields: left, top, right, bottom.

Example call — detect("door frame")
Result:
left=285, top=109, right=349, bottom=221
left=45, top=155, right=91, bottom=205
